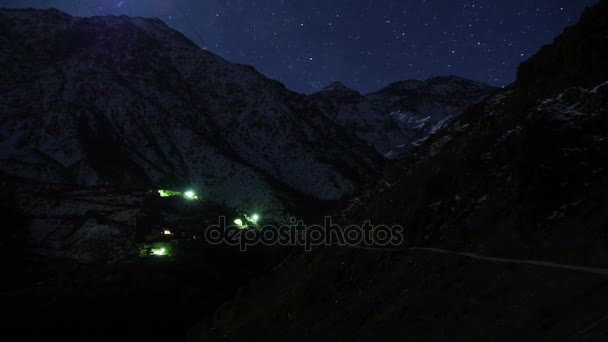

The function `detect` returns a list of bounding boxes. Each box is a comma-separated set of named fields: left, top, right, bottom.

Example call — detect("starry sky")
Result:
left=0, top=0, right=600, bottom=93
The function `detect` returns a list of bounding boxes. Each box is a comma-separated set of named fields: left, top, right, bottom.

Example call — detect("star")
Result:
left=5, top=0, right=596, bottom=93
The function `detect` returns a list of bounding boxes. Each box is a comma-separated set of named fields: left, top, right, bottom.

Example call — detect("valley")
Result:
left=1, top=1, right=607, bottom=341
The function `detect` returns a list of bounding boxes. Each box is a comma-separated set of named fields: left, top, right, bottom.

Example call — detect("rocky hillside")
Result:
left=309, top=76, right=494, bottom=158
left=0, top=8, right=381, bottom=215
left=196, top=1, right=608, bottom=340
left=0, top=172, right=285, bottom=341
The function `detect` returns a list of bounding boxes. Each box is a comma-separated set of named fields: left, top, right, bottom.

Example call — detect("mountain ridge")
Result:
left=0, top=8, right=382, bottom=215
left=309, top=75, right=495, bottom=158
left=196, top=1, right=608, bottom=340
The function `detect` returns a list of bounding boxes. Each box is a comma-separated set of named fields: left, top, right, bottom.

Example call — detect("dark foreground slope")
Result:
left=0, top=171, right=293, bottom=342
left=195, top=2, right=608, bottom=341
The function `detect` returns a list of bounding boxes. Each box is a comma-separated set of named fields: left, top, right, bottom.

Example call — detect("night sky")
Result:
left=1, top=0, right=600, bottom=93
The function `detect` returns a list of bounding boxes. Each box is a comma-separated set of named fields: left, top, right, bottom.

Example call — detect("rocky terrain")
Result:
left=0, top=8, right=380, bottom=218
left=0, top=171, right=286, bottom=341
left=309, top=76, right=494, bottom=158
left=195, top=1, right=608, bottom=340
left=2, top=1, right=608, bottom=341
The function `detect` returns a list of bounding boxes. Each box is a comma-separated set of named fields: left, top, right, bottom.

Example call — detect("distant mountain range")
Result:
left=310, top=76, right=494, bottom=158
left=0, top=8, right=498, bottom=215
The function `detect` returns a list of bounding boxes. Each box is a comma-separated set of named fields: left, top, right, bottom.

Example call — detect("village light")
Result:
left=251, top=214, right=260, bottom=223
left=152, top=247, right=167, bottom=256
left=234, top=218, right=244, bottom=227
left=158, top=189, right=181, bottom=197
left=184, top=190, right=195, bottom=199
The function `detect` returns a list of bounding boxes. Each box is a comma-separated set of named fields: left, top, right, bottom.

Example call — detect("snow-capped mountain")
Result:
left=0, top=8, right=381, bottom=214
left=309, top=76, right=495, bottom=158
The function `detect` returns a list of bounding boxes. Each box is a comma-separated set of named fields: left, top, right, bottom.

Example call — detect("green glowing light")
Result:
left=183, top=190, right=200, bottom=200
left=158, top=189, right=181, bottom=197
left=234, top=218, right=244, bottom=227
left=251, top=214, right=260, bottom=223
left=158, top=190, right=171, bottom=197
left=152, top=247, right=167, bottom=256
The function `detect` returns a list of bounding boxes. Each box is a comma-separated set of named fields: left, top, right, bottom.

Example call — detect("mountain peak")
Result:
left=0, top=7, right=71, bottom=21
left=380, top=79, right=424, bottom=92
left=516, top=0, right=608, bottom=98
left=367, top=76, right=493, bottom=98
left=321, top=81, right=358, bottom=93
left=424, top=75, right=482, bottom=84
left=0, top=7, right=381, bottom=214
left=309, top=75, right=495, bottom=158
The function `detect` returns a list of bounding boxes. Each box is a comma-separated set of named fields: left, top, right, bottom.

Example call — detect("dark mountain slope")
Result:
left=196, top=1, right=608, bottom=341
left=517, top=0, right=608, bottom=99
left=0, top=8, right=381, bottom=215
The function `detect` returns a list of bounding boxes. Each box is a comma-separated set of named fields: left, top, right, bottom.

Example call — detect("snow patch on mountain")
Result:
left=310, top=76, right=495, bottom=159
